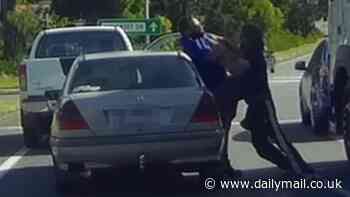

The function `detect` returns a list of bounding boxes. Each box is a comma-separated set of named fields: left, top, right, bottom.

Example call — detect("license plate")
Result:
left=126, top=109, right=152, bottom=124
left=108, top=108, right=173, bottom=129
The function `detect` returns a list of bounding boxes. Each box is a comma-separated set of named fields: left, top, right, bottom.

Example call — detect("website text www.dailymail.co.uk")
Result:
left=204, top=177, right=343, bottom=192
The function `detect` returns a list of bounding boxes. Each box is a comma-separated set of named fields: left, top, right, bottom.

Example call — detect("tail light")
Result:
left=191, top=92, right=220, bottom=124
left=18, top=64, right=27, bottom=91
left=58, top=101, right=89, bottom=130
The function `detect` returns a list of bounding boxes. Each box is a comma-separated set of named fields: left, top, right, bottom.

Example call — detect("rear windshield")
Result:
left=36, top=31, right=127, bottom=58
left=69, top=56, right=199, bottom=93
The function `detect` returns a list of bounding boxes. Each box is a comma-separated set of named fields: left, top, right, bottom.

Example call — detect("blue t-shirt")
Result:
left=180, top=33, right=226, bottom=91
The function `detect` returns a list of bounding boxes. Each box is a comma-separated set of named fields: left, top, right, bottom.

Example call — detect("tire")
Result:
left=21, top=111, right=40, bottom=148
left=54, top=167, right=72, bottom=193
left=310, top=90, right=330, bottom=135
left=23, top=127, right=40, bottom=148
left=335, top=70, right=348, bottom=135
left=337, top=93, right=348, bottom=135
left=311, top=107, right=329, bottom=135
left=52, top=156, right=81, bottom=194
left=300, top=98, right=311, bottom=126
left=52, top=156, right=70, bottom=193
left=343, top=104, right=350, bottom=161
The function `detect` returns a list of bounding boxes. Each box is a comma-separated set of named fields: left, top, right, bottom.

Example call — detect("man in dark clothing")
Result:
left=238, top=24, right=314, bottom=174
left=180, top=18, right=313, bottom=174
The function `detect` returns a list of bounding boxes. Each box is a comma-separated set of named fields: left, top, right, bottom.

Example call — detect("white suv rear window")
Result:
left=36, top=31, right=127, bottom=58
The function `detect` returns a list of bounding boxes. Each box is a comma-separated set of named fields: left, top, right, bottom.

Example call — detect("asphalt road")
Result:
left=2, top=56, right=350, bottom=197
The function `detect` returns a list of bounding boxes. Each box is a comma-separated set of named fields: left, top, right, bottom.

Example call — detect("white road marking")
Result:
left=182, top=172, right=199, bottom=177
left=271, top=76, right=303, bottom=80
left=270, top=79, right=300, bottom=84
left=0, top=126, right=22, bottom=131
left=0, top=147, right=28, bottom=180
left=232, top=119, right=301, bottom=125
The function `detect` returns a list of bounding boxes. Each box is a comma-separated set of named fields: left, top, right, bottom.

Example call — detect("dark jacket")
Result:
left=242, top=47, right=270, bottom=101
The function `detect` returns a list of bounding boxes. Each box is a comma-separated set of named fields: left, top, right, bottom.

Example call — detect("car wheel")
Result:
left=300, top=98, right=311, bottom=126
left=23, top=127, right=40, bottom=148
left=343, top=104, right=350, bottom=161
left=334, top=69, right=348, bottom=135
left=21, top=111, right=40, bottom=148
left=310, top=91, right=329, bottom=135
left=52, top=156, right=83, bottom=193
left=53, top=157, right=71, bottom=193
left=310, top=106, right=329, bottom=135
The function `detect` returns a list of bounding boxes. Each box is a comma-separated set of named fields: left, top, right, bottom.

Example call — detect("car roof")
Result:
left=81, top=51, right=190, bottom=62
left=44, top=26, right=122, bottom=34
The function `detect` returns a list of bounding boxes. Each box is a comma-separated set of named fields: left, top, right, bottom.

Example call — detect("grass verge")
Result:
left=0, top=100, right=18, bottom=118
left=0, top=75, right=18, bottom=89
left=274, top=39, right=324, bottom=63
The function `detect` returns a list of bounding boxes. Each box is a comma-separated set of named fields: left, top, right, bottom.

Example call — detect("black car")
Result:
left=295, top=40, right=332, bottom=135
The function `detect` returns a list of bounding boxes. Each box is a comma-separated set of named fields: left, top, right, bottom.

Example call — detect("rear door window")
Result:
left=36, top=31, right=127, bottom=58
left=69, top=56, right=199, bottom=93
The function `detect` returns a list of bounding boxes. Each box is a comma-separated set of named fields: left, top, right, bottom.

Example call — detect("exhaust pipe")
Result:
left=139, top=154, right=145, bottom=171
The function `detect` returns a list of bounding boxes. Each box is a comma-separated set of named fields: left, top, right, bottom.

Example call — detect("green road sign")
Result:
left=98, top=18, right=162, bottom=36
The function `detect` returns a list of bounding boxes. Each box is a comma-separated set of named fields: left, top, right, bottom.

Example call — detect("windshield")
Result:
left=35, top=31, right=127, bottom=58
left=69, top=56, right=199, bottom=93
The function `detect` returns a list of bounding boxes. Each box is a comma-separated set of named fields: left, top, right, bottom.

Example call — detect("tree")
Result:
left=272, top=0, right=328, bottom=36
left=284, top=1, right=317, bottom=36
left=51, top=0, right=122, bottom=22
left=2, top=0, right=17, bottom=60
left=270, top=0, right=293, bottom=15
left=150, top=0, right=192, bottom=31
left=120, top=0, right=144, bottom=18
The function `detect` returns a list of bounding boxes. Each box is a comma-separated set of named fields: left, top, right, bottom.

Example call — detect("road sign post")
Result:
left=145, top=0, right=150, bottom=44
left=98, top=18, right=162, bottom=36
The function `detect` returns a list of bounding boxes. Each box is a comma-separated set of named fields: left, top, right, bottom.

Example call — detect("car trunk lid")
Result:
left=72, top=88, right=203, bottom=136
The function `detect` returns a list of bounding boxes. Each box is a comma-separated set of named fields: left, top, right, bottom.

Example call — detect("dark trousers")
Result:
left=214, top=77, right=309, bottom=172
left=213, top=77, right=244, bottom=165
left=246, top=99, right=292, bottom=170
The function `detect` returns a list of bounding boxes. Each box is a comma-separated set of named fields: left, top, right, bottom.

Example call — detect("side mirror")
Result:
left=295, top=61, right=307, bottom=71
left=45, top=90, right=61, bottom=101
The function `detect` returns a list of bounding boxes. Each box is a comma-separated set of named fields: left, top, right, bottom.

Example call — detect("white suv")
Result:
left=19, top=26, right=133, bottom=148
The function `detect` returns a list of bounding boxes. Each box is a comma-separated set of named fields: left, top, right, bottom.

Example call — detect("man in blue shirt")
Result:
left=179, top=18, right=227, bottom=92
left=179, top=17, right=243, bottom=177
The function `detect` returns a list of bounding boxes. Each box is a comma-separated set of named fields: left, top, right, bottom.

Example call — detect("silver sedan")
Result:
left=49, top=51, right=225, bottom=190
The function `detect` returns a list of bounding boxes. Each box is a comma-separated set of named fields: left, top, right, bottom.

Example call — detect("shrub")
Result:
left=0, top=60, right=17, bottom=76
left=6, top=4, right=42, bottom=61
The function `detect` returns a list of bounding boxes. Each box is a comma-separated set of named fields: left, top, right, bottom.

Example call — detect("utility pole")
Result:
left=145, top=0, right=150, bottom=44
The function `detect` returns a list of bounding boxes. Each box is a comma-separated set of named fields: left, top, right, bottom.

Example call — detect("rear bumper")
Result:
left=20, top=96, right=53, bottom=129
left=21, top=96, right=49, bottom=113
left=51, top=131, right=224, bottom=169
